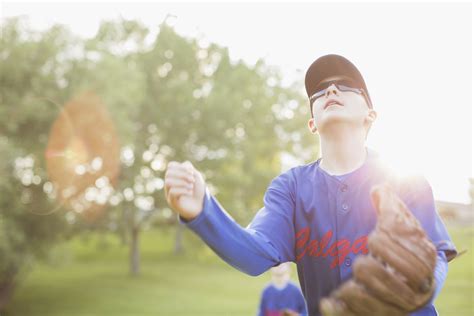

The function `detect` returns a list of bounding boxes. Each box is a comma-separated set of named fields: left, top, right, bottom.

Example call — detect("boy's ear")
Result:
left=366, top=109, right=377, bottom=123
left=308, top=118, right=317, bottom=133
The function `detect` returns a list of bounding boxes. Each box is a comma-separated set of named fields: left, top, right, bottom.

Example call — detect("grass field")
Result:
left=4, top=225, right=474, bottom=316
left=435, top=225, right=474, bottom=315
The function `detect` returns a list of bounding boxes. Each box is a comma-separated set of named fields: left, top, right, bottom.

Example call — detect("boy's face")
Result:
left=308, top=81, right=376, bottom=135
left=271, top=263, right=289, bottom=276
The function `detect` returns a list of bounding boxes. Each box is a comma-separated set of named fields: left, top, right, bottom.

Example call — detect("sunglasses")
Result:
left=309, top=80, right=372, bottom=113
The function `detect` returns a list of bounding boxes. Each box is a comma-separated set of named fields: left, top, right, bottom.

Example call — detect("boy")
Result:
left=164, top=54, right=457, bottom=315
left=258, top=262, right=308, bottom=316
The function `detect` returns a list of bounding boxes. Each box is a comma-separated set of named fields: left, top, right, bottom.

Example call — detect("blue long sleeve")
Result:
left=180, top=187, right=287, bottom=276
left=432, top=251, right=449, bottom=302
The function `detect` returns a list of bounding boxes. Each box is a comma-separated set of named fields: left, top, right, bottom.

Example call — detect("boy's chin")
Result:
left=319, top=114, right=355, bottom=128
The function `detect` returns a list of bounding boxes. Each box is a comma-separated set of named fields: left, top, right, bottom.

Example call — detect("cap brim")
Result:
left=305, top=54, right=370, bottom=101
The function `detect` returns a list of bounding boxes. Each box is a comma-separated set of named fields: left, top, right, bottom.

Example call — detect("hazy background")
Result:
left=3, top=1, right=473, bottom=203
left=1, top=1, right=473, bottom=315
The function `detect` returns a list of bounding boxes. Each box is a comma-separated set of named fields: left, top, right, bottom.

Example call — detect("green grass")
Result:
left=5, top=228, right=271, bottom=316
left=435, top=225, right=474, bottom=315
left=4, top=225, right=474, bottom=315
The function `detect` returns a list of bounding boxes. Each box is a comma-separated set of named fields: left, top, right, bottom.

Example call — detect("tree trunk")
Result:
left=0, top=277, right=16, bottom=312
left=174, top=223, right=184, bottom=254
left=129, top=226, right=140, bottom=277
left=120, top=208, right=129, bottom=246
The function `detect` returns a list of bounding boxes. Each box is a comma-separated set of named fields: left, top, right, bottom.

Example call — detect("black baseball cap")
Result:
left=305, top=54, right=373, bottom=108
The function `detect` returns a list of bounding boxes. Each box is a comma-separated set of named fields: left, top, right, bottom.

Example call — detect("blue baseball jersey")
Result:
left=181, top=148, right=457, bottom=316
left=258, top=281, right=308, bottom=316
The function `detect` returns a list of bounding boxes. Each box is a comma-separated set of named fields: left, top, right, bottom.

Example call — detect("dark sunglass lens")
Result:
left=336, top=84, right=356, bottom=92
left=337, top=80, right=358, bottom=89
left=315, top=81, right=332, bottom=93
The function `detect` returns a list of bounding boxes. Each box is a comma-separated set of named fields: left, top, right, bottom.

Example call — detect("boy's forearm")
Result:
left=181, top=188, right=281, bottom=276
left=432, top=251, right=448, bottom=303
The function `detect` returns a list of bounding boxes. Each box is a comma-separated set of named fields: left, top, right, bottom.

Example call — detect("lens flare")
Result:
left=45, top=92, right=120, bottom=221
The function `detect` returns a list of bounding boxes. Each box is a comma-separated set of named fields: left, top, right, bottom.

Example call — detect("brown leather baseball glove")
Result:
left=320, top=183, right=437, bottom=316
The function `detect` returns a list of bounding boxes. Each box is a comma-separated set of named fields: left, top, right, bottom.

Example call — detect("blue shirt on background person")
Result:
left=259, top=281, right=308, bottom=316
left=258, top=262, right=308, bottom=316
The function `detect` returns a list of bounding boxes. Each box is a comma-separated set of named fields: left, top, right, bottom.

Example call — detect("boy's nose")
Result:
left=325, top=84, right=339, bottom=98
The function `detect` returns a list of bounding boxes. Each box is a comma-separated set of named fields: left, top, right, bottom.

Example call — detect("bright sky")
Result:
left=2, top=1, right=473, bottom=204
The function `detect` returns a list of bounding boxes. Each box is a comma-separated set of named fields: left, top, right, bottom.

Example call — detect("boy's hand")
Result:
left=164, top=161, right=206, bottom=221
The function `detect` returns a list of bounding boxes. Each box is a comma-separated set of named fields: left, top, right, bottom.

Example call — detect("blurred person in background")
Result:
left=258, top=262, right=308, bottom=316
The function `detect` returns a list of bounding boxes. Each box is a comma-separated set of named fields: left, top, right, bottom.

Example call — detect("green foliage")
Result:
left=435, top=226, right=474, bottom=315
left=0, top=16, right=317, bottom=306
left=0, top=19, right=71, bottom=292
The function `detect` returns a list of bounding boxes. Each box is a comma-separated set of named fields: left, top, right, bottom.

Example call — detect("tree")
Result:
left=0, top=17, right=318, bottom=300
left=59, top=19, right=317, bottom=275
left=0, top=18, right=73, bottom=309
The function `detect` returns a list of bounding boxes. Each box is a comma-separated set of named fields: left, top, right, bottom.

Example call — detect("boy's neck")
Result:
left=319, top=127, right=367, bottom=176
left=272, top=276, right=290, bottom=289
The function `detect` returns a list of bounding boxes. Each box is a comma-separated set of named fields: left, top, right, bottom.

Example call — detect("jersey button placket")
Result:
left=339, top=184, right=349, bottom=213
left=344, top=257, right=352, bottom=267
left=341, top=202, right=349, bottom=213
